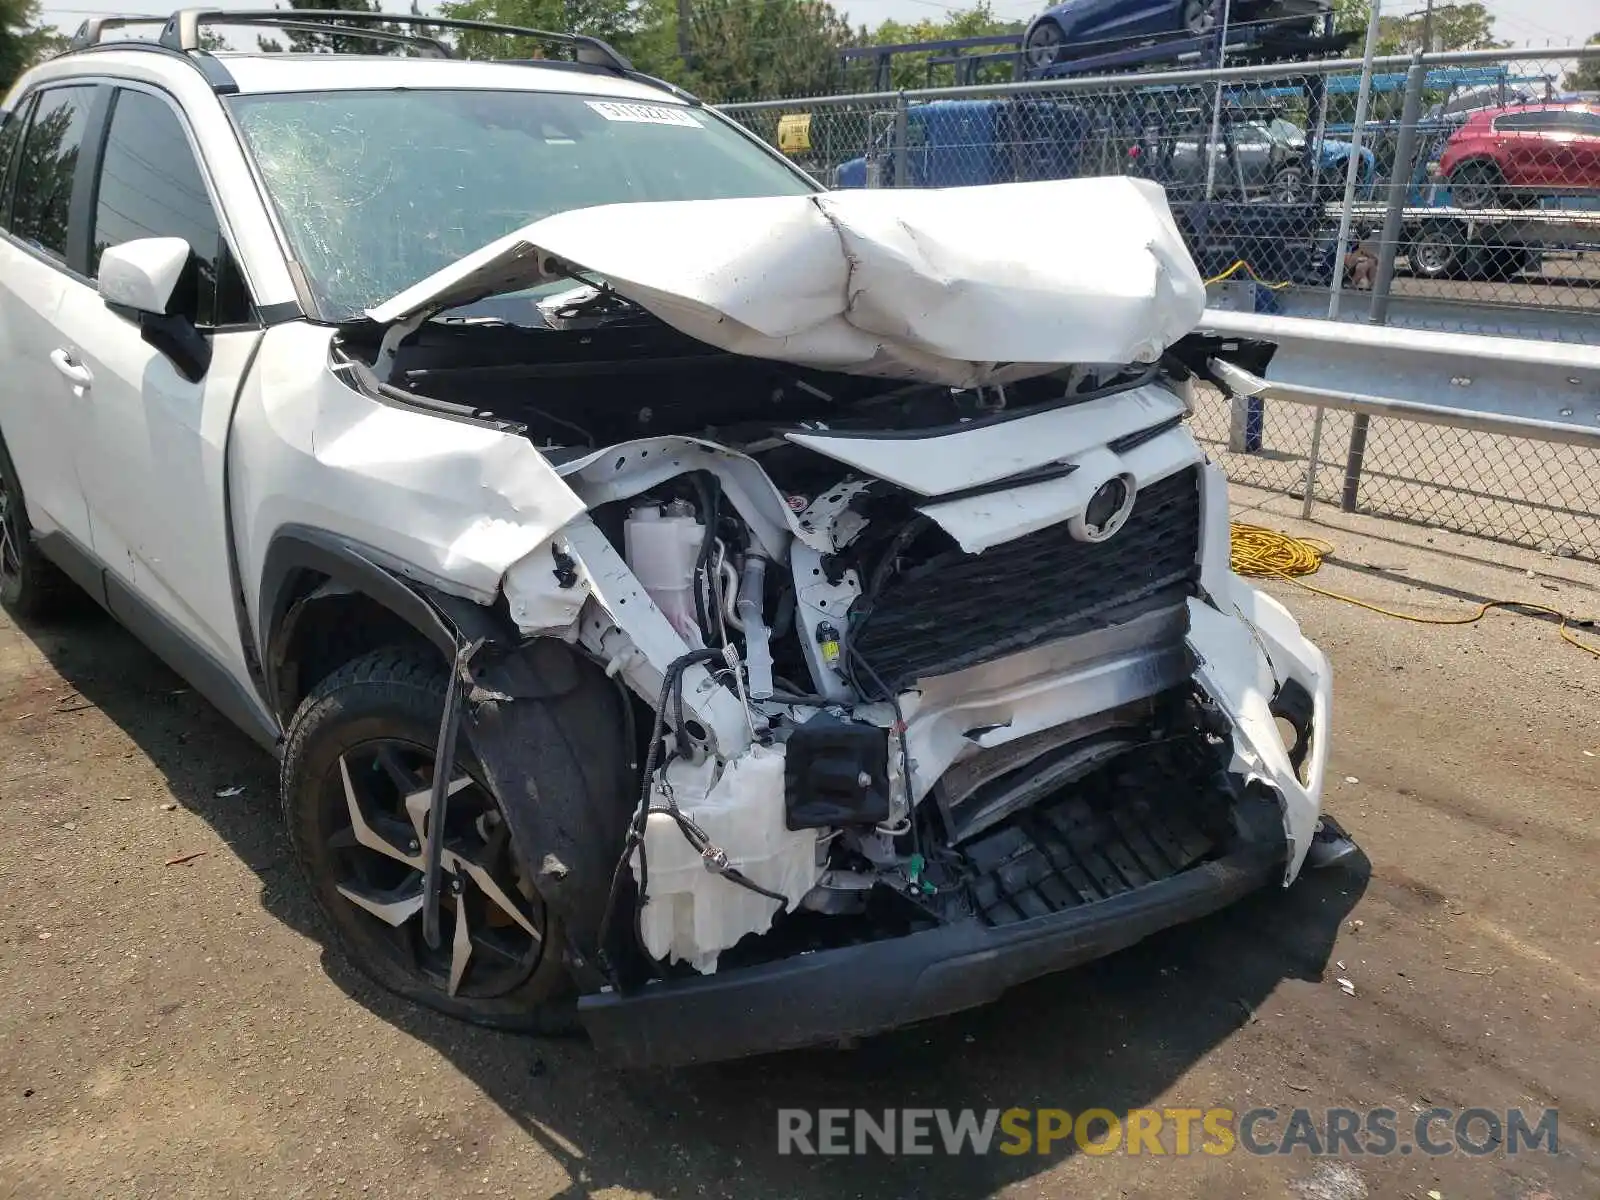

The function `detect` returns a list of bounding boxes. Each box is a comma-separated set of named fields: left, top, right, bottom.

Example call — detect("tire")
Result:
left=0, top=436, right=69, bottom=620
left=1407, top=221, right=1463, bottom=280
left=1270, top=164, right=1307, bottom=203
left=280, top=646, right=573, bottom=1030
left=1484, top=241, right=1530, bottom=278
left=1024, top=19, right=1065, bottom=70
left=1448, top=161, right=1504, bottom=209
left=1182, top=0, right=1220, bottom=34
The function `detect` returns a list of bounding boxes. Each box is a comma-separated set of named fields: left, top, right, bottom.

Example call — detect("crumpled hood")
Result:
left=366, top=176, right=1206, bottom=388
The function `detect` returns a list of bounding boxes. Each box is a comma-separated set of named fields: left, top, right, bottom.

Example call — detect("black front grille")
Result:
left=852, top=466, right=1201, bottom=688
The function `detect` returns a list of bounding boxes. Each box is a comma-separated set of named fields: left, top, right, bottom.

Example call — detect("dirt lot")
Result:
left=1, top=491, right=1596, bottom=1200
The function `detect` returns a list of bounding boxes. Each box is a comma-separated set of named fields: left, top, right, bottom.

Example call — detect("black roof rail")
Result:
left=63, top=7, right=644, bottom=96
left=69, top=14, right=167, bottom=49
left=69, top=10, right=449, bottom=58
left=64, top=23, right=241, bottom=92
left=153, top=8, right=633, bottom=71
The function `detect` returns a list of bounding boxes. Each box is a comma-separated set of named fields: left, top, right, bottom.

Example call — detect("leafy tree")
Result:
left=435, top=0, right=852, bottom=100
left=1332, top=0, right=1504, bottom=55
left=439, top=0, right=641, bottom=62
left=2, top=0, right=60, bottom=94
left=1566, top=35, right=1600, bottom=92
left=677, top=0, right=853, bottom=101
left=859, top=2, right=1025, bottom=90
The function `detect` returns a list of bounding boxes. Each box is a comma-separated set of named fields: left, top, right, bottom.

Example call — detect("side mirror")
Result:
left=98, top=237, right=190, bottom=315
left=97, top=237, right=211, bottom=383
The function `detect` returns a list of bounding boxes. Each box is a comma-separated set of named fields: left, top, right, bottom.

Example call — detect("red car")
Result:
left=1438, top=102, right=1600, bottom=208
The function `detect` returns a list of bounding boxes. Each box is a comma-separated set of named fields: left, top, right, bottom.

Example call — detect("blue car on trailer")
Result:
left=1022, top=0, right=1332, bottom=72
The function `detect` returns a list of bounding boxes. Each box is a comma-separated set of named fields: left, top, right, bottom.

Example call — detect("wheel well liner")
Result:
left=260, top=526, right=460, bottom=722
left=1448, top=156, right=1504, bottom=176
left=261, top=526, right=635, bottom=968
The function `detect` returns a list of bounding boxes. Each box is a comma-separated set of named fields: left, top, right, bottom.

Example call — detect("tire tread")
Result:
left=279, top=645, right=577, bottom=1035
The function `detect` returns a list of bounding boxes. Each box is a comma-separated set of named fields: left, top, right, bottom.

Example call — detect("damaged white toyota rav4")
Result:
left=0, top=11, right=1337, bottom=1065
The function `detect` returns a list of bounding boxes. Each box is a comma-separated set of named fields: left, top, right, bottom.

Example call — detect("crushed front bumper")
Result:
left=580, top=835, right=1283, bottom=1069
left=579, top=758, right=1290, bottom=1069
left=577, top=489, right=1332, bottom=1067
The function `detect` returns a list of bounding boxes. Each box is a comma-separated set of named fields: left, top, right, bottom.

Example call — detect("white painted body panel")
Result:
left=0, top=240, right=90, bottom=542
left=214, top=54, right=690, bottom=100
left=229, top=323, right=587, bottom=630
left=52, top=273, right=261, bottom=673
left=786, top=384, right=1187, bottom=497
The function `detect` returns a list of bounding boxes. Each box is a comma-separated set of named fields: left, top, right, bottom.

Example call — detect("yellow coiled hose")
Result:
left=1228, top=523, right=1599, bottom=661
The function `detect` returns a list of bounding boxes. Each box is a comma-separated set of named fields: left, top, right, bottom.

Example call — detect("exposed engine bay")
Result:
left=325, top=177, right=1331, bottom=988
left=337, top=308, right=1324, bottom=982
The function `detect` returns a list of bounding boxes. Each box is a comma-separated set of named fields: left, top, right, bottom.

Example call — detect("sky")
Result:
left=39, top=0, right=1600, bottom=47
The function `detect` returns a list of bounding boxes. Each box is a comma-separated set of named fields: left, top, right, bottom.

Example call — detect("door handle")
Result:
left=50, top=349, right=93, bottom=389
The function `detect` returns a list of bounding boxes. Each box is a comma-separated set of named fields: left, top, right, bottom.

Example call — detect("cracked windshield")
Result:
left=228, top=88, right=813, bottom=320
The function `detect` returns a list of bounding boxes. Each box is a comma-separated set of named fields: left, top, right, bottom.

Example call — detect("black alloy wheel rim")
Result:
left=321, top=737, right=545, bottom=999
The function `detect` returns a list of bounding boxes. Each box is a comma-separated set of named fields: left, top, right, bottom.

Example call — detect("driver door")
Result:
left=49, top=83, right=263, bottom=689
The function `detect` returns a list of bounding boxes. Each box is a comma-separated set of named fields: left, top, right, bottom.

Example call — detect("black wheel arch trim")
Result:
left=259, top=526, right=464, bottom=721
left=261, top=525, right=632, bottom=974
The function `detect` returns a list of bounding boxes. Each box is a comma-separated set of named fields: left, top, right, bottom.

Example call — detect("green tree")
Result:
left=1566, top=34, right=1600, bottom=92
left=861, top=2, right=1025, bottom=90
left=435, top=0, right=853, bottom=100
left=677, top=0, right=852, bottom=101
left=2, top=0, right=61, bottom=94
left=1333, top=0, right=1504, bottom=55
left=438, top=0, right=641, bottom=61
left=260, top=0, right=409, bottom=56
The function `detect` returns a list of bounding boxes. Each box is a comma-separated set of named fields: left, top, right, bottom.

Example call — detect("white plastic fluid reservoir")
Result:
left=635, top=747, right=821, bottom=973
left=624, top=503, right=706, bottom=647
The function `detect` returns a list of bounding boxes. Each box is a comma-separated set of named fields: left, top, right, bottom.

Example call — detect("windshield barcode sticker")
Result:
left=586, top=101, right=702, bottom=128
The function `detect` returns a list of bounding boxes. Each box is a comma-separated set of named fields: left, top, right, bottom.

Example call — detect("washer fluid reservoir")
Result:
left=624, top=501, right=706, bottom=647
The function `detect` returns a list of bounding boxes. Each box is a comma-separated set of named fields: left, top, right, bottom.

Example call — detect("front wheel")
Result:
left=1024, top=19, right=1065, bottom=70
left=280, top=647, right=570, bottom=1029
left=1182, top=0, right=1220, bottom=34
left=1448, top=162, right=1504, bottom=209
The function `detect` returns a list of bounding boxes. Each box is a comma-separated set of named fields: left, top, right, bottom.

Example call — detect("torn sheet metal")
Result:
left=230, top=323, right=588, bottom=618
left=1186, top=594, right=1331, bottom=883
left=366, top=177, right=1206, bottom=388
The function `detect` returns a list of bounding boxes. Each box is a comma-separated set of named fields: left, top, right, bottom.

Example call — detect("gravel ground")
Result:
left=1, top=494, right=1596, bottom=1200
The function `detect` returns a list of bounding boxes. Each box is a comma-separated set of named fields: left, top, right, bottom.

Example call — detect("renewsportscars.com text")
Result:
left=776, top=1107, right=1559, bottom=1158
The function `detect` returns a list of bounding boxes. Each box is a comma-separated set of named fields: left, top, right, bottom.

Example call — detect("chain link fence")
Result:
left=722, top=46, right=1600, bottom=559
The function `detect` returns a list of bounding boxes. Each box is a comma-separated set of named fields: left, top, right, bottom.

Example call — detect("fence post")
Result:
left=1300, top=0, right=1384, bottom=519
left=1340, top=51, right=1428, bottom=512
left=894, top=92, right=910, bottom=188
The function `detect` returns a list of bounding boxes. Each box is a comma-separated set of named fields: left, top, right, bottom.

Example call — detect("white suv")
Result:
left=0, top=9, right=1335, bottom=1066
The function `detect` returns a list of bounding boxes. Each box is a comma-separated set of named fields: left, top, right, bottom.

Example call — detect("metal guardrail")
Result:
left=722, top=45, right=1600, bottom=559
left=1201, top=311, right=1600, bottom=448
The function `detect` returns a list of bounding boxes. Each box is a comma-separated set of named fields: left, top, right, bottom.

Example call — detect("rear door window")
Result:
left=9, top=85, right=98, bottom=262
left=1491, top=111, right=1549, bottom=133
